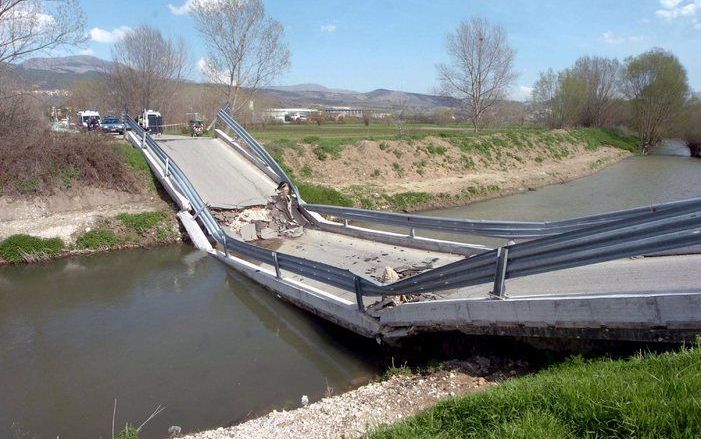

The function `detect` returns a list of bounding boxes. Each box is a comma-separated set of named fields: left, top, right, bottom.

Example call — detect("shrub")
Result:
left=76, top=229, right=121, bottom=250
left=296, top=181, right=353, bottom=206
left=0, top=130, right=143, bottom=196
left=116, top=211, right=167, bottom=234
left=0, top=234, right=64, bottom=263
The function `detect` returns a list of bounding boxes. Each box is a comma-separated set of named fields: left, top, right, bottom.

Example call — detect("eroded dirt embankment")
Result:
left=281, top=131, right=632, bottom=211
left=0, top=187, right=170, bottom=243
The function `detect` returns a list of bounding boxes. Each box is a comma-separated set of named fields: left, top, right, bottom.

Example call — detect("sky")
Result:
left=68, top=0, right=701, bottom=99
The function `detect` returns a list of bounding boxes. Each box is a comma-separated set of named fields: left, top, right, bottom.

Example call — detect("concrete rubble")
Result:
left=212, top=190, right=307, bottom=242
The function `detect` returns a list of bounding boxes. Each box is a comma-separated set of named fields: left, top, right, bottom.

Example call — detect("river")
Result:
left=1, top=146, right=699, bottom=438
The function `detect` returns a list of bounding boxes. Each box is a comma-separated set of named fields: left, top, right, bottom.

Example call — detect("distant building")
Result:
left=323, top=106, right=363, bottom=119
left=262, top=108, right=314, bottom=122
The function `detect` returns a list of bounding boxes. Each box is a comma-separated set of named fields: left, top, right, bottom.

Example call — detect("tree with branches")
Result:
left=191, top=0, right=290, bottom=115
left=0, top=0, right=86, bottom=65
left=437, top=17, right=517, bottom=131
left=110, top=25, right=189, bottom=116
left=621, top=48, right=689, bottom=154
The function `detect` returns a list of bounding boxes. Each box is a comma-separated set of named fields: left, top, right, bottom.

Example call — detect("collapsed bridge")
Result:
left=123, top=106, right=701, bottom=343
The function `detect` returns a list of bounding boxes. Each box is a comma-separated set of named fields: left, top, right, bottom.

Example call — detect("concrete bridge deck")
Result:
left=143, top=131, right=701, bottom=342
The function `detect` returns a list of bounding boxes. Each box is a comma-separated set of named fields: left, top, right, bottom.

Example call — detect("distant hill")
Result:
left=14, top=55, right=112, bottom=89
left=13, top=55, right=462, bottom=110
left=259, top=86, right=461, bottom=110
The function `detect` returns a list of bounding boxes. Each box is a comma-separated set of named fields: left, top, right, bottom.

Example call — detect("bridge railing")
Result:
left=214, top=105, right=701, bottom=240
left=129, top=108, right=701, bottom=312
left=124, top=115, right=226, bottom=245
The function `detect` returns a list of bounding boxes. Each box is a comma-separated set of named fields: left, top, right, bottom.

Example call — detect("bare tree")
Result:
left=532, top=68, right=561, bottom=128
left=437, top=17, right=517, bottom=131
left=572, top=56, right=620, bottom=126
left=191, top=0, right=290, bottom=115
left=110, top=25, right=189, bottom=117
left=0, top=0, right=86, bottom=65
left=622, top=48, right=689, bottom=153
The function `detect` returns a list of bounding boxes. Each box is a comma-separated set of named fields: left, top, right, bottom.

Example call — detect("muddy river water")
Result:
left=1, top=142, right=699, bottom=438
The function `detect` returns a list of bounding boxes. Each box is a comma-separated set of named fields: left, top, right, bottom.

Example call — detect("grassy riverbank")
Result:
left=255, top=125, right=638, bottom=211
left=367, top=345, right=701, bottom=438
left=0, top=132, right=183, bottom=264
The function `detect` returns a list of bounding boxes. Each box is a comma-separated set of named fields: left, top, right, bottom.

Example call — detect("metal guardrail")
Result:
left=130, top=107, right=701, bottom=313
left=124, top=115, right=226, bottom=245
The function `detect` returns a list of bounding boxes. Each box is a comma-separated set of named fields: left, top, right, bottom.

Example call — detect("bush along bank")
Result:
left=263, top=127, right=638, bottom=212
left=0, top=210, right=183, bottom=265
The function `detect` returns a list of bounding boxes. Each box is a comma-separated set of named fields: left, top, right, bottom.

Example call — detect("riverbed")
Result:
left=1, top=150, right=699, bottom=438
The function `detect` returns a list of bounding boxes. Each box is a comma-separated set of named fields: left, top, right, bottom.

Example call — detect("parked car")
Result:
left=101, top=116, right=125, bottom=134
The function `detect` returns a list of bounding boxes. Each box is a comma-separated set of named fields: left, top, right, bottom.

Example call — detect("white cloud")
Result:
left=320, top=24, right=337, bottom=32
left=78, top=48, right=95, bottom=56
left=168, top=0, right=219, bottom=15
left=661, top=0, right=683, bottom=8
left=197, top=57, right=230, bottom=83
left=168, top=0, right=196, bottom=15
left=89, top=26, right=132, bottom=43
left=655, top=0, right=699, bottom=22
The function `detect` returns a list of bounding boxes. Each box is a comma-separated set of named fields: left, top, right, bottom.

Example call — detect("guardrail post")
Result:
left=141, top=131, right=147, bottom=149
left=192, top=203, right=206, bottom=220
left=164, top=157, right=170, bottom=177
left=273, top=252, right=281, bottom=279
left=492, top=247, right=509, bottom=298
left=343, top=218, right=349, bottom=227
left=410, top=227, right=416, bottom=238
left=354, top=276, right=365, bottom=312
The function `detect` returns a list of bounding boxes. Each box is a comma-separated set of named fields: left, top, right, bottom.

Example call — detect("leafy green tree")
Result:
left=622, top=48, right=689, bottom=153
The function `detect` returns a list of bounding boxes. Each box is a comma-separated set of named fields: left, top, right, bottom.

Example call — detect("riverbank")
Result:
left=0, top=134, right=185, bottom=264
left=179, top=345, right=699, bottom=439
left=181, top=355, right=528, bottom=439
left=268, top=127, right=637, bottom=211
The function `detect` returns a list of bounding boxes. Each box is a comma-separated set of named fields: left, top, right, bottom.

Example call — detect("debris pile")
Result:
left=213, top=184, right=307, bottom=242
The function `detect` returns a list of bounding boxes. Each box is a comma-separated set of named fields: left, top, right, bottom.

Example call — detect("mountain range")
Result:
left=12, top=55, right=460, bottom=110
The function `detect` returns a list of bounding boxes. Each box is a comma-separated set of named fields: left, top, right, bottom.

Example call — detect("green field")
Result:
left=367, top=344, right=701, bottom=439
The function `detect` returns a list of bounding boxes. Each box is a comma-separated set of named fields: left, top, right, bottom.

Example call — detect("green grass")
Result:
left=295, top=180, right=354, bottom=206
left=116, top=211, right=168, bottom=234
left=572, top=128, right=641, bottom=153
left=383, top=192, right=434, bottom=211
left=76, top=228, right=121, bottom=250
left=0, top=234, right=64, bottom=263
left=367, top=345, right=701, bottom=439
left=117, top=143, right=150, bottom=173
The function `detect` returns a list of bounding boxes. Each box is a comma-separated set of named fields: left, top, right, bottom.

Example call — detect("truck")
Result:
left=137, top=110, right=163, bottom=135
left=76, top=110, right=101, bottom=131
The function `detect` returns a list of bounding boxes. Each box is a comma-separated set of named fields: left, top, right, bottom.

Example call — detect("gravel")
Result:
left=180, top=367, right=494, bottom=439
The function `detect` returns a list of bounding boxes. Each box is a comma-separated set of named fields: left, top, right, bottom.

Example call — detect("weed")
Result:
left=116, top=211, right=167, bottom=234
left=295, top=181, right=353, bottom=207
left=371, top=169, right=381, bottom=178
left=76, top=228, right=121, bottom=250
left=301, top=164, right=313, bottom=177
left=0, top=234, right=64, bottom=263
left=384, top=192, right=433, bottom=211
left=392, top=162, right=404, bottom=177
left=426, top=144, right=448, bottom=155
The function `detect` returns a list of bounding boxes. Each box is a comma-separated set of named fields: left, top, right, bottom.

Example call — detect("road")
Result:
left=157, top=135, right=276, bottom=209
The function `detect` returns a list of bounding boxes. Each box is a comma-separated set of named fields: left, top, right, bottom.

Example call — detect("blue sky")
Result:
left=72, top=0, right=701, bottom=99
